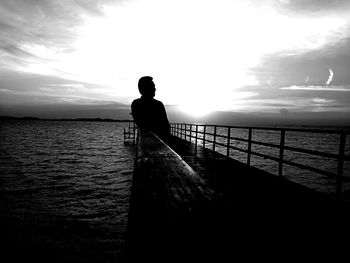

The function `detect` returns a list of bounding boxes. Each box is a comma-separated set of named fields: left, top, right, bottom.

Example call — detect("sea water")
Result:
left=184, top=125, right=350, bottom=195
left=0, top=120, right=134, bottom=262
left=1, top=120, right=349, bottom=262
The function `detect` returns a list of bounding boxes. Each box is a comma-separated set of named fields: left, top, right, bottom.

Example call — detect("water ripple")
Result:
left=0, top=120, right=134, bottom=262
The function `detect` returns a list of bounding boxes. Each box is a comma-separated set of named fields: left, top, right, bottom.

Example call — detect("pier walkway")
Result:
left=167, top=135, right=339, bottom=209
left=125, top=131, right=350, bottom=262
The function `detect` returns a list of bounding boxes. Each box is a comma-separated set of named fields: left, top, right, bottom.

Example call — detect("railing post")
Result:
left=127, top=122, right=131, bottom=141
left=195, top=125, right=198, bottom=156
left=336, top=132, right=346, bottom=200
left=134, top=122, right=137, bottom=144
left=187, top=124, right=188, bottom=141
left=226, top=127, right=231, bottom=157
left=203, top=125, right=206, bottom=148
left=213, top=126, right=217, bottom=152
left=279, top=130, right=285, bottom=176
left=181, top=124, right=183, bottom=139
left=190, top=124, right=192, bottom=142
left=185, top=124, right=187, bottom=141
left=247, top=128, right=252, bottom=166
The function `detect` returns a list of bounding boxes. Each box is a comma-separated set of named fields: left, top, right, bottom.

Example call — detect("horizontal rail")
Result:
left=192, top=136, right=342, bottom=179
left=170, top=123, right=350, bottom=199
left=283, top=145, right=347, bottom=160
left=179, top=130, right=350, bottom=161
left=127, top=129, right=215, bottom=261
left=172, top=123, right=349, bottom=134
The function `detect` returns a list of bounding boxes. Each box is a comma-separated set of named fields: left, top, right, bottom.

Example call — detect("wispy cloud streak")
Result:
left=326, top=69, right=334, bottom=85
left=280, top=85, right=350, bottom=91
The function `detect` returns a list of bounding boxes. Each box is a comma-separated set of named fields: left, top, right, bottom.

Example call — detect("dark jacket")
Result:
left=131, top=97, right=170, bottom=138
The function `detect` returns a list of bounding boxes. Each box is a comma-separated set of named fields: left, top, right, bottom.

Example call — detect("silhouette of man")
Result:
left=131, top=76, right=170, bottom=139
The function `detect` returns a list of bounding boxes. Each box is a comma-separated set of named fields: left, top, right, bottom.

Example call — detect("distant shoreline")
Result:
left=0, top=116, right=134, bottom=122
left=1, top=115, right=349, bottom=130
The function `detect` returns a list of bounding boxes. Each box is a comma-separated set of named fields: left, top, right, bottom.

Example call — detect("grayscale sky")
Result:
left=0, top=0, right=350, bottom=118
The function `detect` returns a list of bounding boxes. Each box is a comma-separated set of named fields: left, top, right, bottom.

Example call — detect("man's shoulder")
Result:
left=132, top=98, right=141, bottom=103
left=132, top=98, right=164, bottom=108
left=153, top=99, right=164, bottom=106
left=131, top=98, right=142, bottom=106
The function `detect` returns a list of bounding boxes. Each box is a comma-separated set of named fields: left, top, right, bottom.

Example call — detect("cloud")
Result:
left=0, top=43, right=37, bottom=58
left=49, top=83, right=85, bottom=88
left=0, top=70, right=127, bottom=105
left=233, top=81, right=350, bottom=114
left=238, top=96, right=350, bottom=113
left=280, top=85, right=350, bottom=91
left=0, top=0, right=122, bottom=66
left=311, top=98, right=333, bottom=104
left=0, top=0, right=350, bottom=115
left=279, top=0, right=290, bottom=4
left=326, top=68, right=334, bottom=85
left=251, top=36, right=350, bottom=88
left=276, top=0, right=350, bottom=14
left=279, top=108, right=290, bottom=117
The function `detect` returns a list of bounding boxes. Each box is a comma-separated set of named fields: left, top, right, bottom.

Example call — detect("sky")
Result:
left=0, top=0, right=350, bottom=119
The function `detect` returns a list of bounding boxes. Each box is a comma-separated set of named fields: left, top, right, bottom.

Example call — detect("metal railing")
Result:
left=170, top=123, right=350, bottom=198
left=123, top=122, right=137, bottom=143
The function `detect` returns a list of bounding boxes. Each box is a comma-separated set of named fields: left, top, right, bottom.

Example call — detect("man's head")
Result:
left=138, top=76, right=155, bottom=98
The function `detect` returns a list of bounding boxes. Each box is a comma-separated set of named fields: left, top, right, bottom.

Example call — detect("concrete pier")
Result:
left=125, top=132, right=350, bottom=262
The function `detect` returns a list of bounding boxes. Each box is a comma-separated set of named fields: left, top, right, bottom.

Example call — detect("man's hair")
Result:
left=138, top=76, right=154, bottom=95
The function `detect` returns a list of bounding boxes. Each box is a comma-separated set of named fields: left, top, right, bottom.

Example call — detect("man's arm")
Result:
left=159, top=102, right=171, bottom=135
left=131, top=100, right=141, bottom=128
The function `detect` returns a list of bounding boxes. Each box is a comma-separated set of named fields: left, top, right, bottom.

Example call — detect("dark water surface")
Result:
left=192, top=125, right=350, bottom=195
left=0, top=120, right=134, bottom=262
left=1, top=120, right=349, bottom=262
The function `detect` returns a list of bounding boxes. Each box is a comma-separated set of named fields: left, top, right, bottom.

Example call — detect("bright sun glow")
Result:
left=17, top=0, right=349, bottom=115
left=179, top=103, right=214, bottom=117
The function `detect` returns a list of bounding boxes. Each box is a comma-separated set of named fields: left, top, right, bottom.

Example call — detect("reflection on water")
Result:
left=0, top=120, right=134, bottom=262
